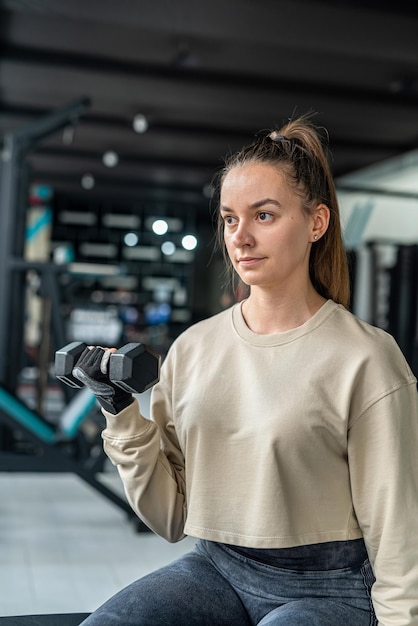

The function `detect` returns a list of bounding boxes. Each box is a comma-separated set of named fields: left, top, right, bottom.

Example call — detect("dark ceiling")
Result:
left=1, top=0, right=418, bottom=227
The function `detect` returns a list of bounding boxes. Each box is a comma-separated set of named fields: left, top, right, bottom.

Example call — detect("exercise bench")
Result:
left=0, top=614, right=90, bottom=625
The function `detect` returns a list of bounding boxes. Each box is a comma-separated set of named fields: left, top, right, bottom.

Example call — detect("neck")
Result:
left=241, top=287, right=326, bottom=334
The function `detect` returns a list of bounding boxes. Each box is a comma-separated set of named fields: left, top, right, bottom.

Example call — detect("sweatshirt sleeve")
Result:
left=100, top=394, right=187, bottom=543
left=348, top=380, right=418, bottom=625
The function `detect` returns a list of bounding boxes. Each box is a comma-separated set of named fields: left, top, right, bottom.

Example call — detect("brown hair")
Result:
left=215, top=114, right=350, bottom=308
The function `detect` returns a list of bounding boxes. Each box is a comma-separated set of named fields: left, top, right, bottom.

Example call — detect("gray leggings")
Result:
left=80, top=538, right=376, bottom=625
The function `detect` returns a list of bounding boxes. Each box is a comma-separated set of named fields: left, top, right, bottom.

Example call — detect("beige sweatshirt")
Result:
left=102, top=300, right=418, bottom=625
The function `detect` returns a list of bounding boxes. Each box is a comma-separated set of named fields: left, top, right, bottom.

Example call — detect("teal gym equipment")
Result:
left=0, top=386, right=96, bottom=444
left=0, top=99, right=148, bottom=529
left=0, top=380, right=144, bottom=523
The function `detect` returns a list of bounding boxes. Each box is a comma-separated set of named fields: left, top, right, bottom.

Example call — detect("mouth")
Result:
left=237, top=257, right=264, bottom=267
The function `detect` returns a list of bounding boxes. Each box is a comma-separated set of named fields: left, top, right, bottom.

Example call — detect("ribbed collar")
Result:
left=231, top=298, right=338, bottom=347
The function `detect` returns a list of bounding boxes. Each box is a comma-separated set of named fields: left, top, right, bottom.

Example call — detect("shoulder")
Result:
left=158, top=306, right=236, bottom=384
left=175, top=306, right=233, bottom=342
left=327, top=302, right=416, bottom=383
left=331, top=303, right=399, bottom=349
left=164, top=306, right=235, bottom=360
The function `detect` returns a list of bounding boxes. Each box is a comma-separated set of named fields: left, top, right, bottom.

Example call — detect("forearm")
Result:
left=349, top=383, right=418, bottom=624
left=101, top=399, right=187, bottom=542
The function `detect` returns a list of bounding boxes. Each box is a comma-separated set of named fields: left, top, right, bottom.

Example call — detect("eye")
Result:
left=223, top=214, right=238, bottom=226
left=257, top=212, right=273, bottom=222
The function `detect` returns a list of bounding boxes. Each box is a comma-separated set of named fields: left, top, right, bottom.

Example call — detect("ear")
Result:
left=311, top=204, right=330, bottom=242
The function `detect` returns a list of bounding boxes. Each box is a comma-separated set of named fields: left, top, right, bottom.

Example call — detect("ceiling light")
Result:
left=133, top=113, right=148, bottom=133
left=182, top=234, right=198, bottom=251
left=102, top=150, right=119, bottom=167
left=124, top=232, right=139, bottom=247
left=161, top=241, right=176, bottom=256
left=81, top=173, right=95, bottom=190
left=146, top=216, right=183, bottom=232
left=152, top=219, right=169, bottom=235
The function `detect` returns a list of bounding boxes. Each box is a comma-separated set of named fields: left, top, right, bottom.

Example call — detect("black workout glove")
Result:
left=72, top=347, right=134, bottom=415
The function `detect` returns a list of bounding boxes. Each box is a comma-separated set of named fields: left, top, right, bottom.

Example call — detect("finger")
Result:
left=100, top=349, right=112, bottom=375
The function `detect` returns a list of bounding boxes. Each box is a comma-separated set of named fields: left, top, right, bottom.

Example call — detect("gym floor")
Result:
left=0, top=467, right=196, bottom=617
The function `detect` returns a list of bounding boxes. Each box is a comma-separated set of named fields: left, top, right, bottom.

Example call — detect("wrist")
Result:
left=98, top=394, right=134, bottom=415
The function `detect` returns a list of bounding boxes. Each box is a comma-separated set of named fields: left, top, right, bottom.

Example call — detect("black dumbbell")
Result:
left=55, top=341, right=161, bottom=394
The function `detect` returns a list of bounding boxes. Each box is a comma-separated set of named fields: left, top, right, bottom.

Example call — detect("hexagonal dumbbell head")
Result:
left=109, top=343, right=161, bottom=394
left=55, top=341, right=87, bottom=388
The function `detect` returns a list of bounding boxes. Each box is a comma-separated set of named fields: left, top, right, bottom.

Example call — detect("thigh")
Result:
left=200, top=542, right=376, bottom=626
left=79, top=550, right=251, bottom=626
left=257, top=598, right=373, bottom=626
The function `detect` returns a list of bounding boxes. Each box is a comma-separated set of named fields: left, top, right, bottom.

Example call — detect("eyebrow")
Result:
left=220, top=198, right=282, bottom=212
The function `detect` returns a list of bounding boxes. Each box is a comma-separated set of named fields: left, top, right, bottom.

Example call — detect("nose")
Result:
left=230, top=220, right=255, bottom=248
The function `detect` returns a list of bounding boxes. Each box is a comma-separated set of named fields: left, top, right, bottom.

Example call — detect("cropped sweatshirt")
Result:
left=101, top=300, right=418, bottom=625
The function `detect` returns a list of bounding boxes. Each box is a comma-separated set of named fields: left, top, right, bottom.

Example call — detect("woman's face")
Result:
left=220, top=162, right=318, bottom=292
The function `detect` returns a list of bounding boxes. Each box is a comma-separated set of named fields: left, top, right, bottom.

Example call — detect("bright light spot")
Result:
left=102, top=150, right=119, bottom=167
left=182, top=234, right=198, bottom=250
left=152, top=219, right=169, bottom=235
left=133, top=114, right=148, bottom=133
left=124, top=232, right=139, bottom=247
left=81, top=174, right=95, bottom=190
left=161, top=241, right=176, bottom=256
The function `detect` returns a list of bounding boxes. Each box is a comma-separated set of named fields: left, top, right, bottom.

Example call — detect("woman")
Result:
left=78, top=115, right=418, bottom=625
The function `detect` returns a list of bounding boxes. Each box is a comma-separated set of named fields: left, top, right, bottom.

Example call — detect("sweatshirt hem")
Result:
left=184, top=523, right=364, bottom=549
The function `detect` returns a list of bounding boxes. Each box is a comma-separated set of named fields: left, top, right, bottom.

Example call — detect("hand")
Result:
left=72, top=346, right=134, bottom=415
